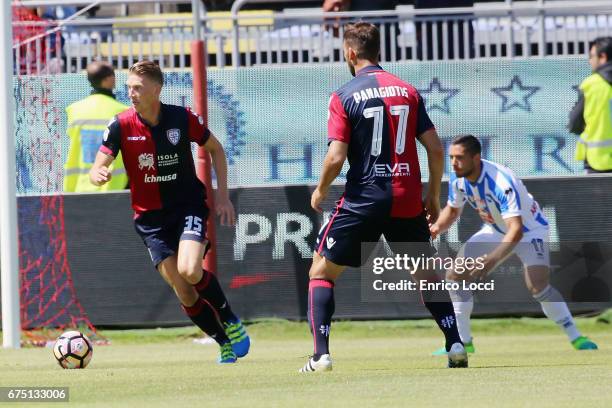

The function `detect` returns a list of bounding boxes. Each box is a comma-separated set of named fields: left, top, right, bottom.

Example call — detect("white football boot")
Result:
left=299, top=354, right=333, bottom=373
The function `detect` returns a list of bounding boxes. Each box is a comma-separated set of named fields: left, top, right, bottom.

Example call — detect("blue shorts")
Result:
left=134, top=206, right=210, bottom=267
left=315, top=207, right=434, bottom=267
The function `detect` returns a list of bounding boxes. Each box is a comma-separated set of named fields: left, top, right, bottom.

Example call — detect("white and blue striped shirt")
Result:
left=448, top=160, right=549, bottom=234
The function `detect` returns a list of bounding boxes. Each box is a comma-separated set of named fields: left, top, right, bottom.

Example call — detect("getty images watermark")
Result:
left=371, top=253, right=495, bottom=292
left=359, top=242, right=497, bottom=303
left=360, top=241, right=612, bottom=303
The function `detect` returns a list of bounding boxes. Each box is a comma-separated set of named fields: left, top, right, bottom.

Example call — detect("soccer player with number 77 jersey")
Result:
left=300, top=22, right=468, bottom=373
left=89, top=61, right=249, bottom=364
left=429, top=135, right=598, bottom=355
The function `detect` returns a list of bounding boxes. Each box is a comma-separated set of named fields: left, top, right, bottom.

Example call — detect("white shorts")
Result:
left=457, top=225, right=550, bottom=268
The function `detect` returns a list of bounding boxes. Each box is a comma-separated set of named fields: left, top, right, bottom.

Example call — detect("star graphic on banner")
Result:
left=418, top=77, right=460, bottom=114
left=491, top=75, right=540, bottom=113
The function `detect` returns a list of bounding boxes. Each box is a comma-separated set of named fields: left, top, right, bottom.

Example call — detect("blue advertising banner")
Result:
left=14, top=58, right=589, bottom=194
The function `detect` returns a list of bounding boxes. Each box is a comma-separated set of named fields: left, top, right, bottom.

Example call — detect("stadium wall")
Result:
left=13, top=177, right=611, bottom=327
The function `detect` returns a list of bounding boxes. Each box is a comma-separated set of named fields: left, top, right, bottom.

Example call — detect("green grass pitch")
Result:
left=1, top=314, right=611, bottom=407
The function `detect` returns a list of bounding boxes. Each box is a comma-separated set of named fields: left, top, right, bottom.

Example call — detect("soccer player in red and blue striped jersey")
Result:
left=300, top=23, right=467, bottom=372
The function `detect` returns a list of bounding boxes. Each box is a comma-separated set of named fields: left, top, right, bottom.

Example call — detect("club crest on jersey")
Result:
left=166, top=128, right=181, bottom=145
left=138, top=153, right=155, bottom=170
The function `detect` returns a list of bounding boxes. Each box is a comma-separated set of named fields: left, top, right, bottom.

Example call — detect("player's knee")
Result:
left=176, top=263, right=201, bottom=285
left=309, top=267, right=329, bottom=280
left=525, top=266, right=550, bottom=295
left=308, top=254, right=341, bottom=281
left=527, top=281, right=548, bottom=296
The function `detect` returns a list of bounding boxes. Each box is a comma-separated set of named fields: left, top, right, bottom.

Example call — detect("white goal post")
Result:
left=1, top=0, right=21, bottom=349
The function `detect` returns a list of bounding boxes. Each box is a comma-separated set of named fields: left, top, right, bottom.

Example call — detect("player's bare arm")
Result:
left=311, top=140, right=348, bottom=213
left=430, top=205, right=462, bottom=239
left=89, top=151, right=115, bottom=186
left=469, top=215, right=524, bottom=280
left=204, top=132, right=236, bottom=226
left=417, top=128, right=444, bottom=225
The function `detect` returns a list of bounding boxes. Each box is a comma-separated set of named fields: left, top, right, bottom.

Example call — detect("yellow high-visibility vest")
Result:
left=575, top=72, right=612, bottom=171
left=64, top=93, right=128, bottom=192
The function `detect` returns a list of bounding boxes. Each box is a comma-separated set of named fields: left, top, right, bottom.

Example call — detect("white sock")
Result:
left=449, top=288, right=474, bottom=344
left=533, top=285, right=581, bottom=342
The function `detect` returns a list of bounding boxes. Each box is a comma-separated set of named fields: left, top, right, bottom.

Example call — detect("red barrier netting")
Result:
left=18, top=195, right=108, bottom=347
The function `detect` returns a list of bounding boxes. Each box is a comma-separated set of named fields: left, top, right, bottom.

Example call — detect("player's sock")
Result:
left=421, top=284, right=462, bottom=351
left=533, top=285, right=581, bottom=342
left=181, top=298, right=231, bottom=346
left=449, top=288, right=474, bottom=343
left=309, top=279, right=335, bottom=359
left=194, top=269, right=238, bottom=323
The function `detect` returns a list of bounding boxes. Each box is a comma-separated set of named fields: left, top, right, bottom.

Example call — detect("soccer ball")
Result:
left=53, top=331, right=93, bottom=369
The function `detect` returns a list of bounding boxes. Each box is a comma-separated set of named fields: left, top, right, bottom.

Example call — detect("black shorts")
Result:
left=134, top=206, right=210, bottom=267
left=315, top=207, right=433, bottom=267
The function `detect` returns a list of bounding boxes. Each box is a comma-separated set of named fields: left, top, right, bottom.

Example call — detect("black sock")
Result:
left=182, top=298, right=230, bottom=346
left=194, top=270, right=238, bottom=324
left=309, top=279, right=335, bottom=359
left=421, top=282, right=462, bottom=351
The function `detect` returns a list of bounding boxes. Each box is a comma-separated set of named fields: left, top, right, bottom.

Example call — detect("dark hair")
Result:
left=590, top=37, right=612, bottom=61
left=86, top=61, right=114, bottom=89
left=343, top=22, right=380, bottom=62
left=128, top=60, right=164, bottom=86
left=451, top=135, right=481, bottom=156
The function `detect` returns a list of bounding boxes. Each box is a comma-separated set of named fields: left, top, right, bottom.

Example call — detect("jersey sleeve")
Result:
left=327, top=92, right=351, bottom=144
left=447, top=175, right=466, bottom=209
left=496, top=176, right=522, bottom=219
left=415, top=93, right=435, bottom=137
left=186, top=107, right=211, bottom=146
left=100, top=116, right=121, bottom=157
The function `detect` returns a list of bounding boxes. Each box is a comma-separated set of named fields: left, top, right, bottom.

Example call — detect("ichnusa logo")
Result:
left=374, top=163, right=410, bottom=177
left=144, top=173, right=177, bottom=183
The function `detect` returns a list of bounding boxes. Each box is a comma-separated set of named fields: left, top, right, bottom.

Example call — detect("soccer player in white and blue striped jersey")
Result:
left=430, top=135, right=598, bottom=354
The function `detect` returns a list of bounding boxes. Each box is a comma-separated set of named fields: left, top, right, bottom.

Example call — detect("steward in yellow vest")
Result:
left=569, top=37, right=612, bottom=173
left=64, top=61, right=129, bottom=191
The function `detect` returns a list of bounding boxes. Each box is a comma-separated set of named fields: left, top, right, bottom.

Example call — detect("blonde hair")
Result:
left=128, top=60, right=164, bottom=86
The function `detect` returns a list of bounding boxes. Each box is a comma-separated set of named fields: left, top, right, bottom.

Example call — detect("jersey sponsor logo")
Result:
left=157, top=153, right=179, bottom=167
left=353, top=86, right=409, bottom=103
left=138, top=153, right=155, bottom=170
left=127, top=135, right=147, bottom=141
left=167, top=128, right=181, bottom=145
left=326, top=237, right=336, bottom=249
left=374, top=163, right=410, bottom=177
left=144, top=173, right=177, bottom=183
